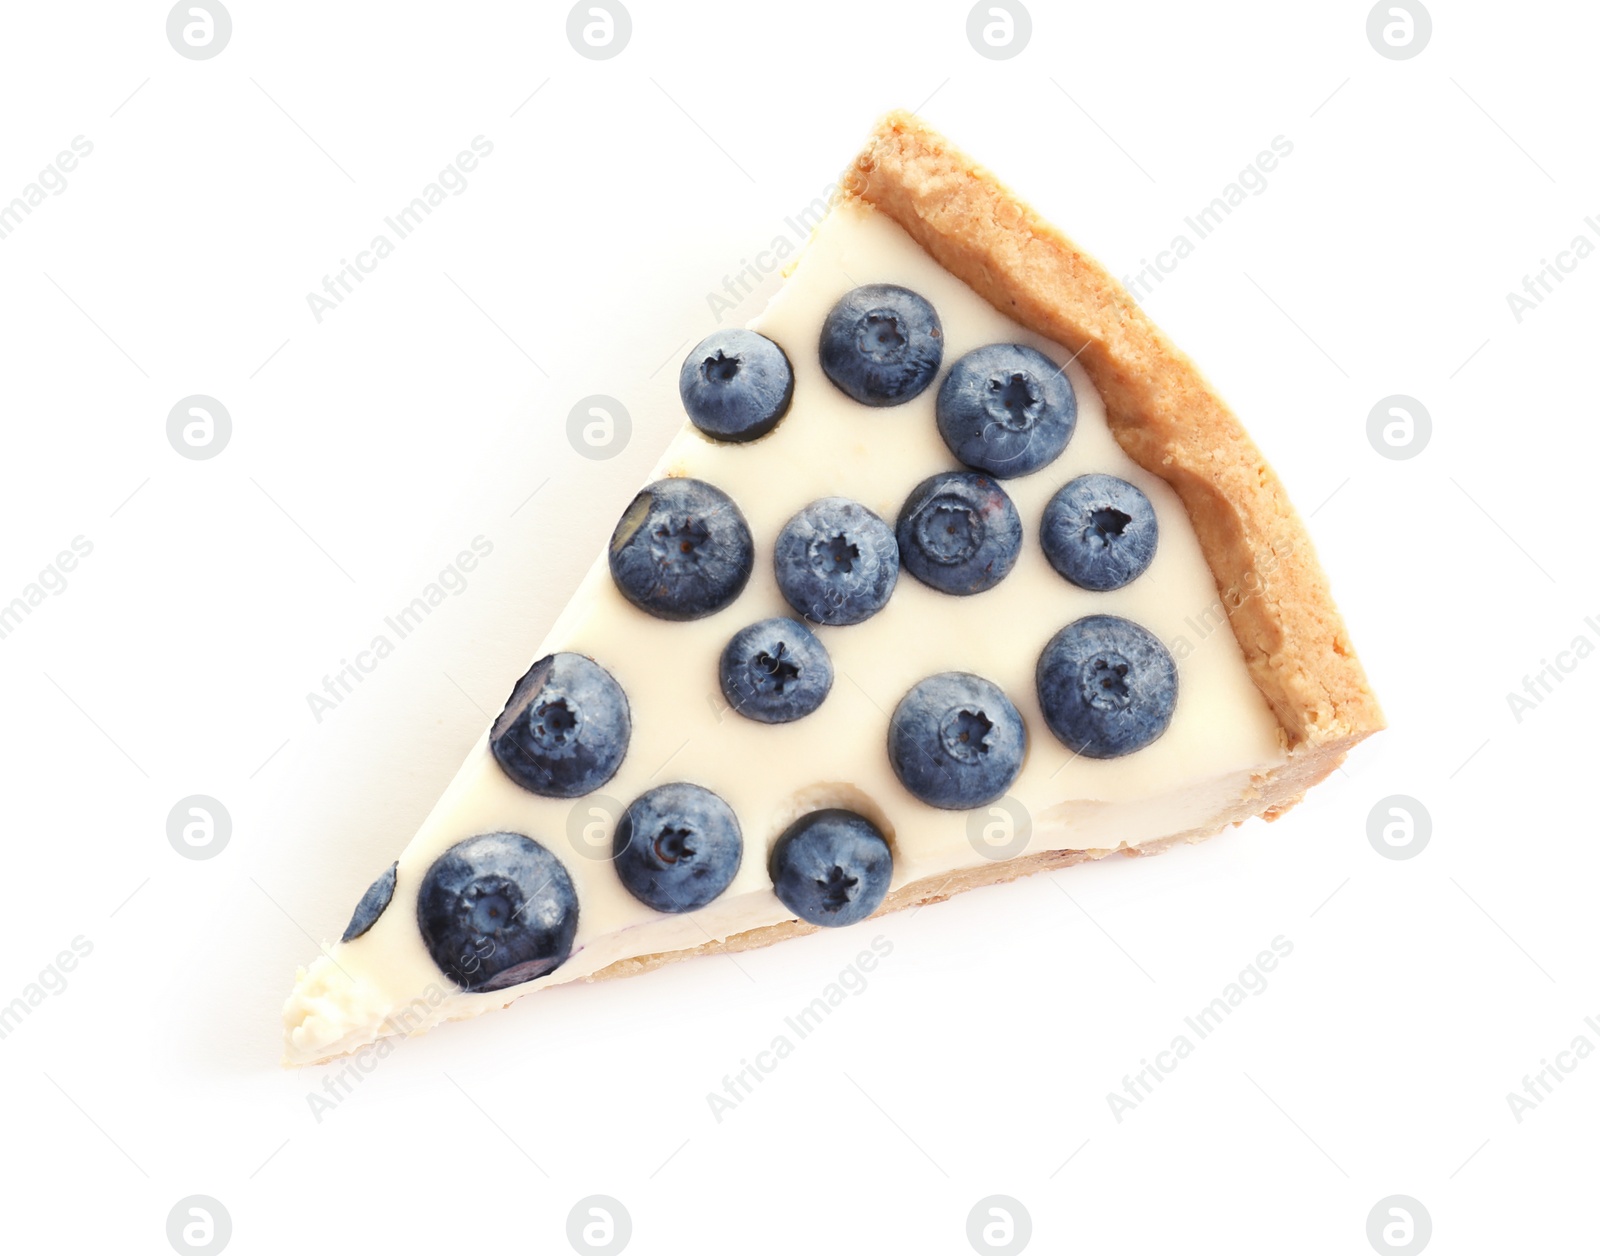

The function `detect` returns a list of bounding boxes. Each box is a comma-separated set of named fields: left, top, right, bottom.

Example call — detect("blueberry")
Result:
left=613, top=782, right=743, bottom=913
left=774, top=497, right=899, bottom=626
left=1036, top=615, right=1178, bottom=758
left=1041, top=474, right=1159, bottom=591
left=609, top=477, right=754, bottom=621
left=719, top=616, right=832, bottom=723
left=341, top=862, right=396, bottom=942
left=416, top=832, right=579, bottom=992
left=819, top=283, right=943, bottom=406
left=679, top=329, right=794, bottom=443
left=769, top=809, right=893, bottom=928
left=936, top=343, right=1076, bottom=477
left=491, top=652, right=630, bottom=798
left=888, top=672, right=1027, bottom=810
left=895, top=471, right=1022, bottom=596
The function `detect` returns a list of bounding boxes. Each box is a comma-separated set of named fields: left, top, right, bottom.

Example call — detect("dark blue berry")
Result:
left=819, top=283, right=943, bottom=406
left=416, top=832, right=579, bottom=992
left=679, top=329, right=794, bottom=443
left=936, top=343, right=1076, bottom=477
left=1036, top=615, right=1178, bottom=758
left=613, top=782, right=742, bottom=913
left=1041, top=474, right=1159, bottom=591
left=774, top=497, right=898, bottom=626
left=769, top=809, right=893, bottom=928
left=895, top=471, right=1022, bottom=596
left=341, top=862, right=396, bottom=942
left=719, top=617, right=832, bottom=723
left=888, top=672, right=1027, bottom=809
left=491, top=652, right=630, bottom=798
left=609, top=478, right=754, bottom=621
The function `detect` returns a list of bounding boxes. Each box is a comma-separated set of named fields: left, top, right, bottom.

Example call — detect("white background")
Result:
left=1, top=2, right=1594, bottom=1253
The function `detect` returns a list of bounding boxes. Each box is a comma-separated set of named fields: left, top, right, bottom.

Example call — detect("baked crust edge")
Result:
left=843, top=111, right=1383, bottom=759
left=580, top=111, right=1385, bottom=989
left=290, top=112, right=1382, bottom=1065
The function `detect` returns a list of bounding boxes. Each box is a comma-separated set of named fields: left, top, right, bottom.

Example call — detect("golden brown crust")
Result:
left=295, top=114, right=1383, bottom=1064
left=302, top=742, right=1341, bottom=1064
left=840, top=110, right=1384, bottom=761
left=583, top=748, right=1340, bottom=984
left=578, top=110, right=1383, bottom=990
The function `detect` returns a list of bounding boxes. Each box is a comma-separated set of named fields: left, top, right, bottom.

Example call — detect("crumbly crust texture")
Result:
left=578, top=111, right=1383, bottom=988
left=844, top=111, right=1382, bottom=754
left=292, top=112, right=1383, bottom=1065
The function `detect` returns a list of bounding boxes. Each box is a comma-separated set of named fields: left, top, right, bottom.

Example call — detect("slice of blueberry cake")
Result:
left=282, top=112, right=1382, bottom=1066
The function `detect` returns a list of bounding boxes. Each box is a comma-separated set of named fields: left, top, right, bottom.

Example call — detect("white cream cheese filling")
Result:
left=284, top=201, right=1287, bottom=1065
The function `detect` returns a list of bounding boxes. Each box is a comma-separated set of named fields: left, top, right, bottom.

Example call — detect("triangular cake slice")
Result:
left=283, top=111, right=1382, bottom=1066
